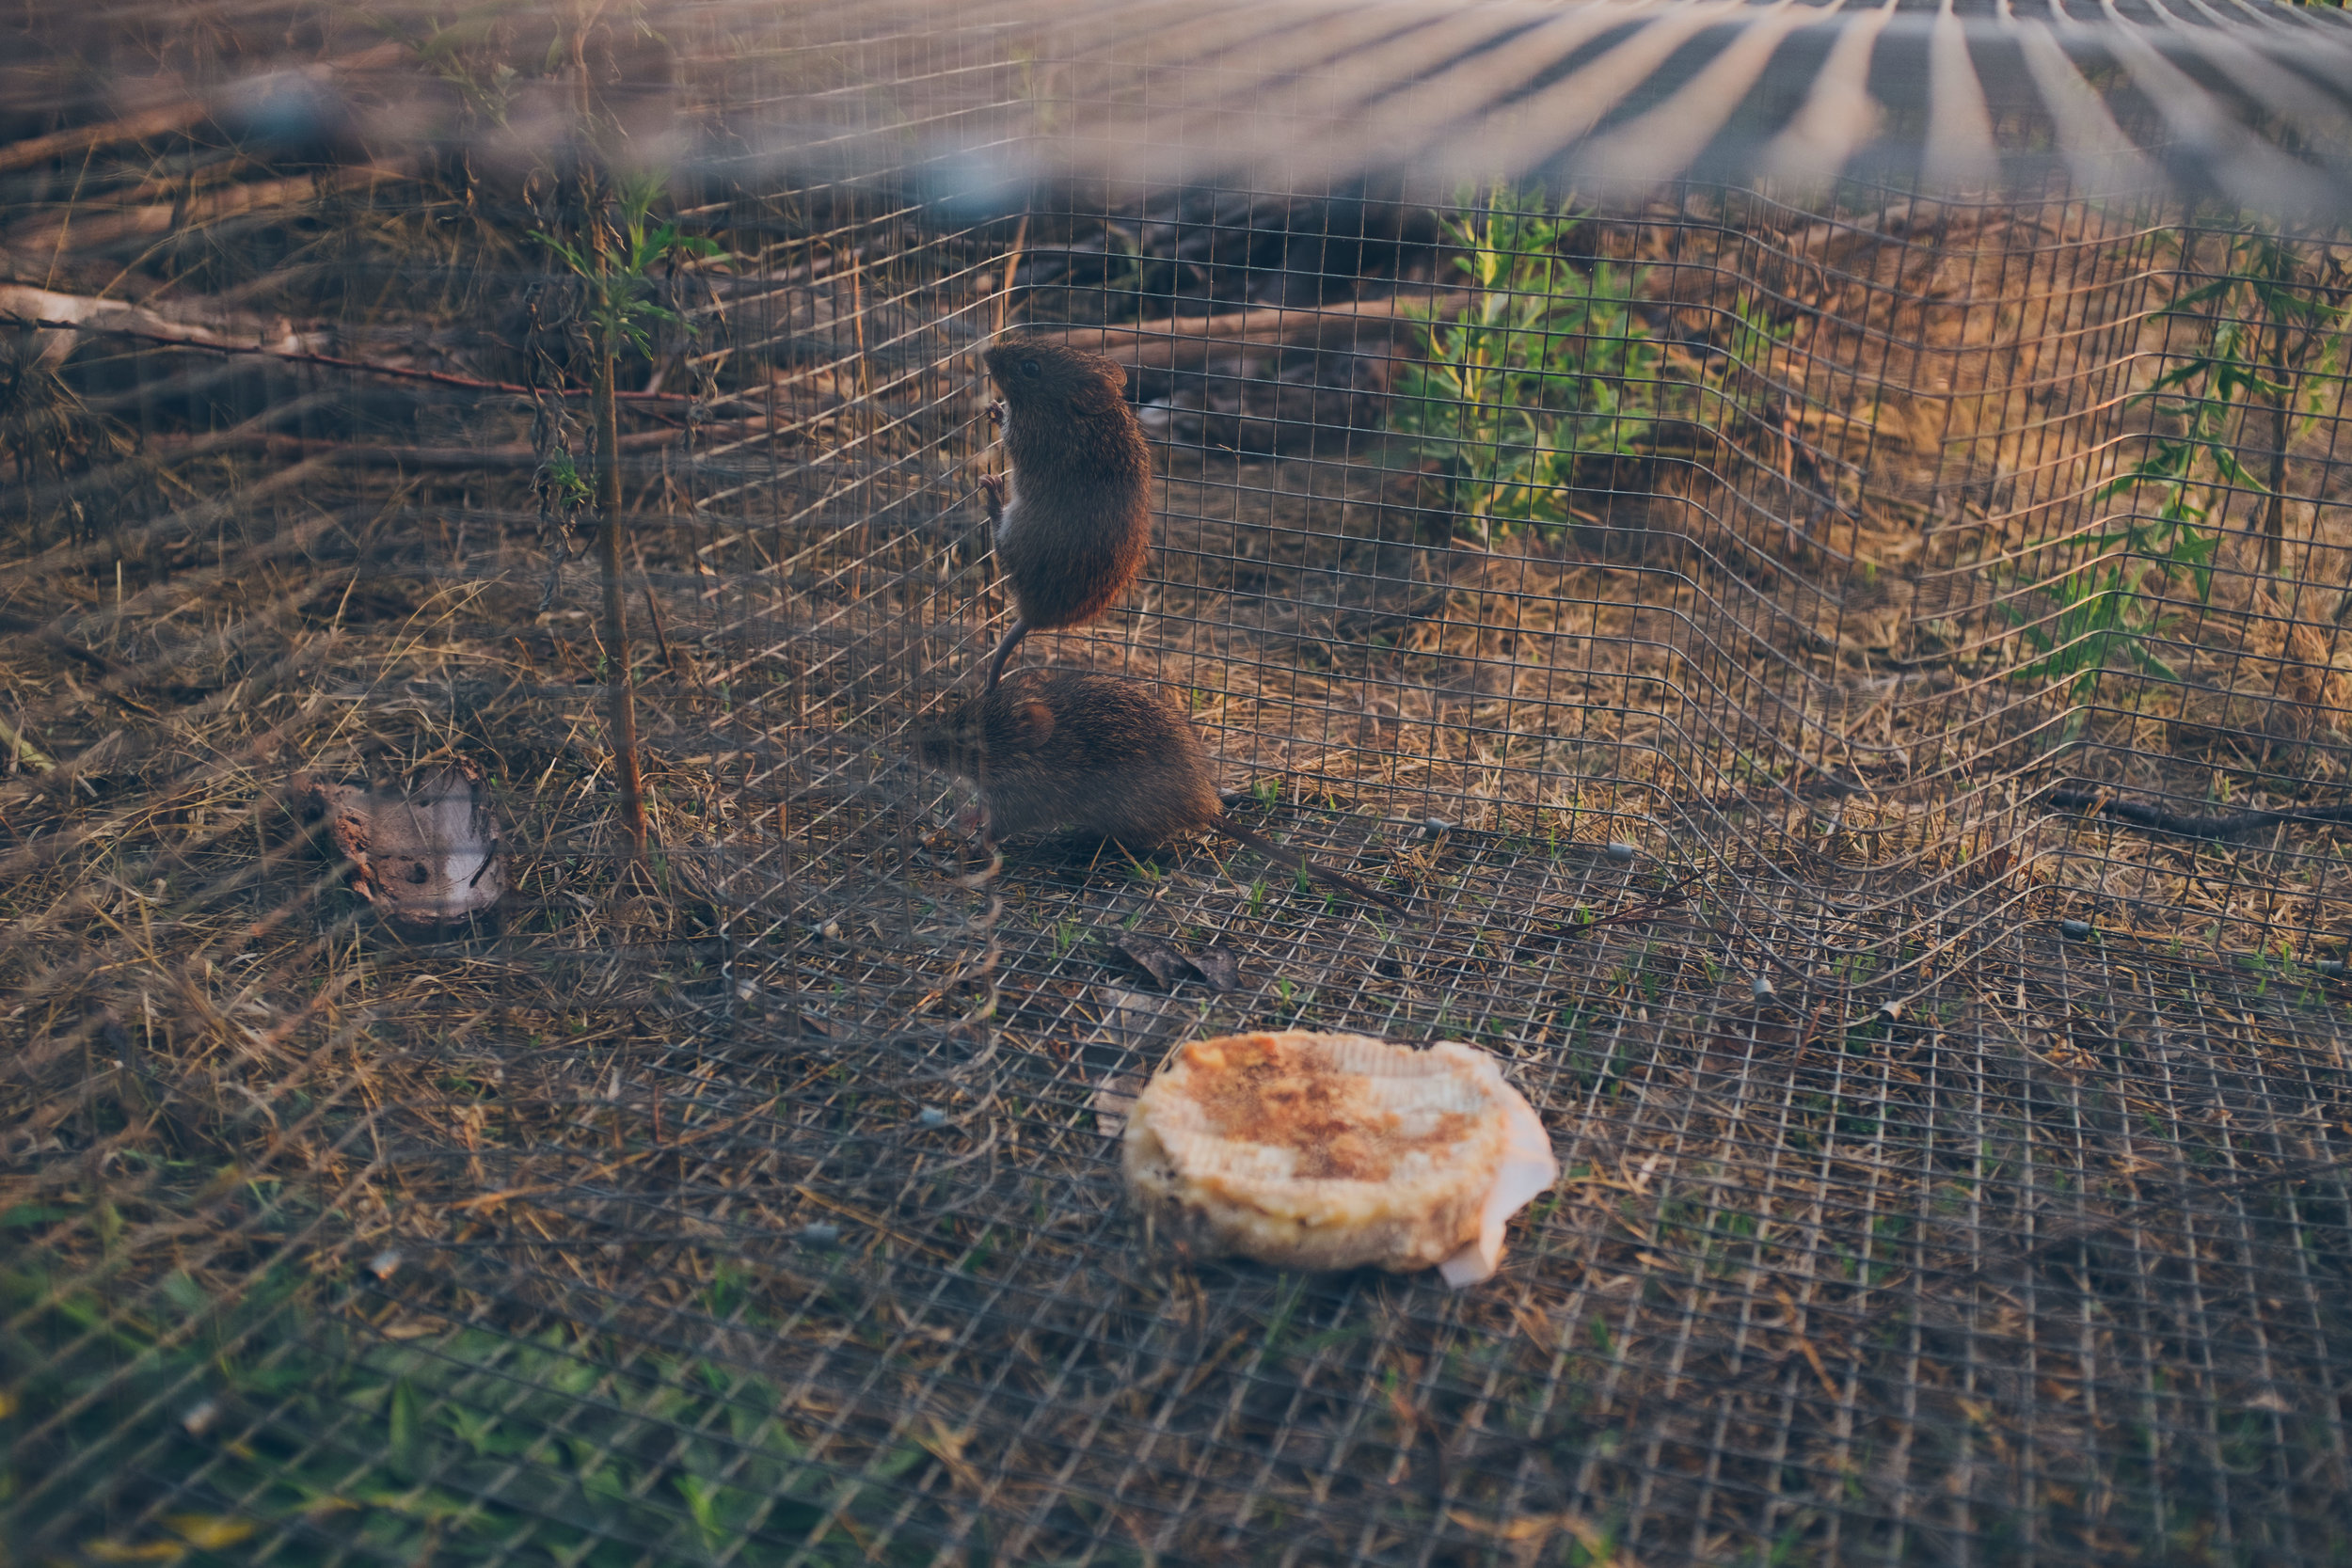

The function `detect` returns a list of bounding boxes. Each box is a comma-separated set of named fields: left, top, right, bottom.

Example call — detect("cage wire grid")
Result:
left=5, top=2, right=2352, bottom=1565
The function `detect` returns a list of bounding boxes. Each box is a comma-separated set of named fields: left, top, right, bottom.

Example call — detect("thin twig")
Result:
left=148, top=423, right=752, bottom=469
left=634, top=537, right=677, bottom=678
left=0, top=311, right=713, bottom=405
left=1563, top=872, right=1705, bottom=938
left=0, top=40, right=409, bottom=174
left=0, top=103, right=209, bottom=176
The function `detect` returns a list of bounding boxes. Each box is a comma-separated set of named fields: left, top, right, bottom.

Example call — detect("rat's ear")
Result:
left=1010, top=700, right=1054, bottom=747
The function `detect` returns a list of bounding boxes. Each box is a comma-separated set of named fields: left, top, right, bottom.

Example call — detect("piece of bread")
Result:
left=1121, top=1031, right=1556, bottom=1286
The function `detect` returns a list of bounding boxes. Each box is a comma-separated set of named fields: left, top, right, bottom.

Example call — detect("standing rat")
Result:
left=977, top=337, right=1153, bottom=693
left=914, top=667, right=1408, bottom=916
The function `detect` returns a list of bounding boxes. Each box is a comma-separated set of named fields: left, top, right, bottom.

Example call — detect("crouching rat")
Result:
left=915, top=668, right=1408, bottom=916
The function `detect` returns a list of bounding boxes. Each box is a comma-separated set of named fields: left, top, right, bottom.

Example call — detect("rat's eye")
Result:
left=1020, top=358, right=1041, bottom=377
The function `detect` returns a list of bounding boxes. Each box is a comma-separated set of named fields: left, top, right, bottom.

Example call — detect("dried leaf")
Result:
left=1116, top=934, right=1187, bottom=990
left=1117, top=934, right=1241, bottom=991
left=1183, top=946, right=1242, bottom=991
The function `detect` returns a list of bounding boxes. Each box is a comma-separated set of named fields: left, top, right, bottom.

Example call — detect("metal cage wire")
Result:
left=5, top=3, right=2352, bottom=1565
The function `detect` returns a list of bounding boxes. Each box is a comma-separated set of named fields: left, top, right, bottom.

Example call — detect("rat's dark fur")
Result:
left=977, top=337, right=1152, bottom=692
left=916, top=668, right=1406, bottom=915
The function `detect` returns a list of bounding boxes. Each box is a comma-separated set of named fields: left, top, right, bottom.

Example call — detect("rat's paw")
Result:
left=978, top=472, right=1006, bottom=523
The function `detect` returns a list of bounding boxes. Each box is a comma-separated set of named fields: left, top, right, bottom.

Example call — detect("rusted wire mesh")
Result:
left=6, top=5, right=2352, bottom=1566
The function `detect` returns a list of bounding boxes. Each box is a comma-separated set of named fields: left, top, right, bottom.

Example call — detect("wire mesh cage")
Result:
left=8, top=3, right=2352, bottom=1564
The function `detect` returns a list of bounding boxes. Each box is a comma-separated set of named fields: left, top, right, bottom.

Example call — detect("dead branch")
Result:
left=1, top=292, right=724, bottom=406
left=1035, top=296, right=1409, bottom=372
left=150, top=421, right=771, bottom=469
left=0, top=103, right=211, bottom=177
left=0, top=40, right=414, bottom=177
left=5, top=165, right=411, bottom=254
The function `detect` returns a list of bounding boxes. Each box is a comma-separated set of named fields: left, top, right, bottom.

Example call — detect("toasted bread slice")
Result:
left=1122, top=1031, right=1555, bottom=1285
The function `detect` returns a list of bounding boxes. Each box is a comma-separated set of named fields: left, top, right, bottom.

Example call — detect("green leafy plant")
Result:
left=1390, top=187, right=1662, bottom=541
left=2007, top=228, right=2350, bottom=700
left=1, top=1262, right=914, bottom=1565
left=534, top=173, right=724, bottom=361
left=538, top=445, right=594, bottom=513
left=2002, top=508, right=2218, bottom=700
left=1391, top=185, right=1790, bottom=544
left=398, top=8, right=522, bottom=126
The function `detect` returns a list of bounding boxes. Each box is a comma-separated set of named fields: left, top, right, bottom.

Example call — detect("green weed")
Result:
left=1389, top=186, right=1660, bottom=542
left=534, top=173, right=725, bottom=363
left=1, top=1263, right=902, bottom=1564
left=1391, top=183, right=1786, bottom=543
left=2011, top=225, right=2347, bottom=699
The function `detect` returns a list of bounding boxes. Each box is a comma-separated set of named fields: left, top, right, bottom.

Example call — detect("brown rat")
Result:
left=915, top=667, right=1408, bottom=916
left=977, top=336, right=1152, bottom=693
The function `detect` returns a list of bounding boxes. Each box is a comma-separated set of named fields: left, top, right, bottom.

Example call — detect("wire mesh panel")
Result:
left=7, top=4, right=2352, bottom=1566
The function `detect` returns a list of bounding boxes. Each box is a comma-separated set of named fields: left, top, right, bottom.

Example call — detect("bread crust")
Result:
left=1122, top=1031, right=1552, bottom=1280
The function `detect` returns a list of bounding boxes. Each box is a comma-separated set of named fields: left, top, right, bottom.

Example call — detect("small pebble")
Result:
left=1751, top=974, right=1774, bottom=1000
left=799, top=1223, right=840, bottom=1248
left=181, top=1399, right=220, bottom=1437
left=734, top=978, right=758, bottom=1002
left=2060, top=919, right=2093, bottom=941
left=919, top=1107, right=948, bottom=1129
left=816, top=919, right=841, bottom=941
left=368, top=1249, right=402, bottom=1281
left=1607, top=842, right=1636, bottom=863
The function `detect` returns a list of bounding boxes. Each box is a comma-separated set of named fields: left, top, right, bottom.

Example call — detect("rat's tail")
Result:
left=981, top=618, right=1030, bottom=694
left=1217, top=821, right=1409, bottom=918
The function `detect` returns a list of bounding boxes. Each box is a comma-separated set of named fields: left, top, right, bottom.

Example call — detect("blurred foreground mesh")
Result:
left=6, top=4, right=2352, bottom=1564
